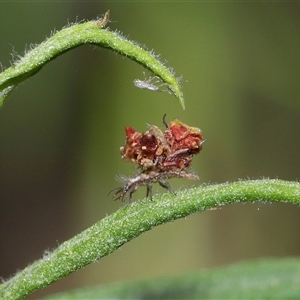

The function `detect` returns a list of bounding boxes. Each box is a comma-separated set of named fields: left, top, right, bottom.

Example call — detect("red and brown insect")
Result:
left=114, top=115, right=204, bottom=202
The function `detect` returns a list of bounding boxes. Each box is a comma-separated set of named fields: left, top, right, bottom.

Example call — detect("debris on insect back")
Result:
left=114, top=117, right=204, bottom=202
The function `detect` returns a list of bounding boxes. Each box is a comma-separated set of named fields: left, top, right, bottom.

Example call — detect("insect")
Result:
left=96, top=10, right=110, bottom=28
left=113, top=168, right=199, bottom=202
left=113, top=116, right=204, bottom=202
left=133, top=73, right=162, bottom=91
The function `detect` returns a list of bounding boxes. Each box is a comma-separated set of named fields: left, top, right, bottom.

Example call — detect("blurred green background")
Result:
left=1, top=2, right=300, bottom=299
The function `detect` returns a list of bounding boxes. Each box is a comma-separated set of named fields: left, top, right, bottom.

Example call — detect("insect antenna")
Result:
left=162, top=114, right=168, bottom=128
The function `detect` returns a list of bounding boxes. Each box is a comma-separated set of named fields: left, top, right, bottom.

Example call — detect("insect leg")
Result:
left=128, top=185, right=139, bottom=203
left=146, top=184, right=153, bottom=199
left=159, top=180, right=172, bottom=193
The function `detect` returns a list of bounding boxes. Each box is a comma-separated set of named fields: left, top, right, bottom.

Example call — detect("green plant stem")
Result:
left=1, top=179, right=299, bottom=300
left=0, top=18, right=184, bottom=108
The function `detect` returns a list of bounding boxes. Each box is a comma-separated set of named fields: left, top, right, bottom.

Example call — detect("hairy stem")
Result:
left=0, top=13, right=184, bottom=108
left=1, top=179, right=299, bottom=300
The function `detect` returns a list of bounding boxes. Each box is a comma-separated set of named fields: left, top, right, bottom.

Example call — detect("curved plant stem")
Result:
left=1, top=179, right=299, bottom=300
left=0, top=13, right=184, bottom=108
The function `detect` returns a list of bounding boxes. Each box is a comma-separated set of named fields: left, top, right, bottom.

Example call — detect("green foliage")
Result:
left=43, top=258, right=300, bottom=299
left=0, top=13, right=184, bottom=108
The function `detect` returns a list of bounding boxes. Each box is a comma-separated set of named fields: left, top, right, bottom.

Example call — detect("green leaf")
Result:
left=0, top=12, right=184, bottom=109
left=43, top=258, right=300, bottom=299
left=1, top=179, right=300, bottom=299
